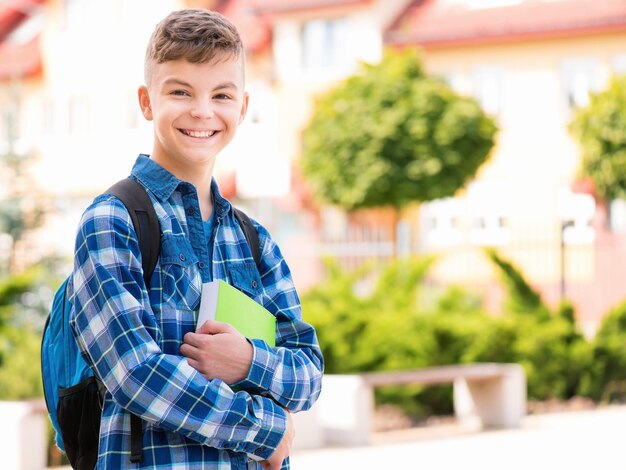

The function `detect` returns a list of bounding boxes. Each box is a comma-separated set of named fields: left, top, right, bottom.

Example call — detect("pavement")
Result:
left=290, top=405, right=626, bottom=470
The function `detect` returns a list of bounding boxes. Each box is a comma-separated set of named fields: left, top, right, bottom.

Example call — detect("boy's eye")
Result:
left=171, top=90, right=189, bottom=96
left=214, top=93, right=231, bottom=100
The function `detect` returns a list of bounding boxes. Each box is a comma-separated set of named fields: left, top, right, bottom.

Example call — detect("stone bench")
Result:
left=313, top=363, right=526, bottom=446
left=0, top=400, right=48, bottom=469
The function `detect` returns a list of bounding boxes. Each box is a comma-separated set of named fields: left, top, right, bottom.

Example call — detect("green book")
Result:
left=197, top=280, right=276, bottom=346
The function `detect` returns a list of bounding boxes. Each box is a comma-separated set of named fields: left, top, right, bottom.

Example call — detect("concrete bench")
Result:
left=0, top=400, right=48, bottom=469
left=315, top=363, right=526, bottom=446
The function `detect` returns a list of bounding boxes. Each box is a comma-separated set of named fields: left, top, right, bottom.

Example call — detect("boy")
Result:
left=68, top=9, right=323, bottom=470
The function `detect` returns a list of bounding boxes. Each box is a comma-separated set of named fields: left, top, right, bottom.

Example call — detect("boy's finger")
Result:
left=183, top=332, right=209, bottom=348
left=198, top=320, right=235, bottom=335
left=179, top=342, right=199, bottom=359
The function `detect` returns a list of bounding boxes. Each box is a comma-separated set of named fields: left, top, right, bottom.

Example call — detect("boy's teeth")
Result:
left=185, top=130, right=215, bottom=137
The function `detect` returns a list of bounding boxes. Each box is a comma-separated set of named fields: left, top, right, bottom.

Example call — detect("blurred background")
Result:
left=1, top=0, right=626, bottom=468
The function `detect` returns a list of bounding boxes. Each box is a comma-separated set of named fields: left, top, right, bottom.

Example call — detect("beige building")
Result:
left=2, top=0, right=626, bottom=332
left=222, top=0, right=626, bottom=333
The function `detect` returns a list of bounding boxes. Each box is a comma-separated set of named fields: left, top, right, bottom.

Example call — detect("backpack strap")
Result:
left=234, top=207, right=261, bottom=267
left=105, top=179, right=161, bottom=286
left=104, top=178, right=161, bottom=464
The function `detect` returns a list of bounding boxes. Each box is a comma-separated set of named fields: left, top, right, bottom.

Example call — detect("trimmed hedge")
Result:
left=302, top=252, right=619, bottom=419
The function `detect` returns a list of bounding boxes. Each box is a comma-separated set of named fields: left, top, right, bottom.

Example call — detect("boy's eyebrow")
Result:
left=161, top=78, right=239, bottom=91
left=163, top=78, right=193, bottom=88
left=213, top=81, right=238, bottom=90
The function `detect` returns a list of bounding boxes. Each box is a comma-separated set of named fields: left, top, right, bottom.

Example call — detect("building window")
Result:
left=1, top=106, right=14, bottom=145
left=68, top=96, right=90, bottom=134
left=472, top=65, right=503, bottom=115
left=562, top=58, right=601, bottom=109
left=609, top=199, right=626, bottom=233
left=467, top=182, right=510, bottom=246
left=62, top=0, right=96, bottom=29
left=558, top=190, right=595, bottom=245
left=420, top=197, right=464, bottom=248
left=613, top=54, right=626, bottom=75
left=301, top=18, right=349, bottom=71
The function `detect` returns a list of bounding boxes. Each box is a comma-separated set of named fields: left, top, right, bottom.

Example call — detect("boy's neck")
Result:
left=152, top=154, right=214, bottom=220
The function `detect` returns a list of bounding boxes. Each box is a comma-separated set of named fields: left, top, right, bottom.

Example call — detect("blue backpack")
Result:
left=41, top=178, right=261, bottom=469
left=41, top=178, right=161, bottom=469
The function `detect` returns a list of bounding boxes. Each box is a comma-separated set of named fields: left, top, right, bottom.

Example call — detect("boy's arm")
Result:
left=69, top=196, right=286, bottom=459
left=229, top=223, right=324, bottom=413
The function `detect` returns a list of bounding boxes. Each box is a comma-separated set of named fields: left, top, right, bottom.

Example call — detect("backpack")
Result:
left=41, top=178, right=260, bottom=469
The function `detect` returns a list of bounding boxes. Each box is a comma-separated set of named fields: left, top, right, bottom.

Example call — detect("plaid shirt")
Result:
left=69, top=155, right=323, bottom=469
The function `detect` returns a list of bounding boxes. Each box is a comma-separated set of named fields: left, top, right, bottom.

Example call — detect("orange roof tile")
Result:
left=0, top=35, right=41, bottom=80
left=0, top=0, right=43, bottom=41
left=217, top=0, right=272, bottom=52
left=0, top=0, right=44, bottom=80
left=248, top=0, right=370, bottom=14
left=385, top=0, right=626, bottom=48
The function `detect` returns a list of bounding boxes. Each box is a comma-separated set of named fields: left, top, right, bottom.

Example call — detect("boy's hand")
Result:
left=262, top=409, right=294, bottom=470
left=181, top=320, right=253, bottom=384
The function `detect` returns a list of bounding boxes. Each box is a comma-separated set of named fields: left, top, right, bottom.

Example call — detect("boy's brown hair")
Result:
left=144, top=9, right=243, bottom=85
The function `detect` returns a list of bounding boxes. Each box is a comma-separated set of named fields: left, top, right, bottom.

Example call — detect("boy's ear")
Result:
left=138, top=86, right=153, bottom=121
left=238, top=92, right=249, bottom=125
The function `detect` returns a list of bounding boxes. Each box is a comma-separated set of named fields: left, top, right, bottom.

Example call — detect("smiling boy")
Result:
left=68, top=9, right=323, bottom=470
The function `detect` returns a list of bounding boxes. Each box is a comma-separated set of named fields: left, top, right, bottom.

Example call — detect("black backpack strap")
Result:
left=129, top=414, right=143, bottom=463
left=105, top=178, right=161, bottom=286
left=104, top=178, right=161, bottom=464
left=234, top=208, right=261, bottom=267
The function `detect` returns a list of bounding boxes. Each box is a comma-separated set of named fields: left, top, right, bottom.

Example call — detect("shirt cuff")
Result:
left=232, top=338, right=278, bottom=394
left=240, top=398, right=287, bottom=460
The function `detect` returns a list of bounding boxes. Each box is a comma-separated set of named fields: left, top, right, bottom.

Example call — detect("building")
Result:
left=229, top=0, right=626, bottom=333
left=2, top=0, right=626, bottom=332
left=385, top=0, right=626, bottom=335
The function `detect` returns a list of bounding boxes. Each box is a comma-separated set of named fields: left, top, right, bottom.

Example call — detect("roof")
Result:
left=385, top=0, right=626, bottom=48
left=216, top=0, right=272, bottom=53
left=0, top=0, right=43, bottom=41
left=247, top=0, right=370, bottom=15
left=0, top=0, right=44, bottom=80
left=0, top=35, right=41, bottom=79
left=215, top=0, right=371, bottom=52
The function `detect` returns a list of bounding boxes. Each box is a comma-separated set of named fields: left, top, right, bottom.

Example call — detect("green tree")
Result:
left=0, top=269, right=45, bottom=399
left=569, top=74, right=626, bottom=201
left=300, top=49, right=497, bottom=211
left=0, top=91, right=44, bottom=274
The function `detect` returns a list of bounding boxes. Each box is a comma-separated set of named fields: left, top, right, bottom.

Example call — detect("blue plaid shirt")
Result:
left=69, top=155, right=323, bottom=469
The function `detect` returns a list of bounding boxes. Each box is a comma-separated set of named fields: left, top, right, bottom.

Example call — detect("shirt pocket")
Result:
left=158, top=234, right=202, bottom=316
left=228, top=262, right=263, bottom=302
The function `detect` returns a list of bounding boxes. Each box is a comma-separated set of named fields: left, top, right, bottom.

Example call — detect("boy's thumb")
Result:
left=198, top=319, right=233, bottom=335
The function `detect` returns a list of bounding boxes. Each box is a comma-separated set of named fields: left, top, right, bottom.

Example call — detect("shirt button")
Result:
left=187, top=207, right=195, bottom=216
left=252, top=280, right=258, bottom=289
left=198, top=262, right=205, bottom=269
left=179, top=253, right=186, bottom=262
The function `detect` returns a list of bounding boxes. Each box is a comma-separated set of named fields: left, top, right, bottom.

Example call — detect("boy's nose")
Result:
left=190, top=100, right=215, bottom=119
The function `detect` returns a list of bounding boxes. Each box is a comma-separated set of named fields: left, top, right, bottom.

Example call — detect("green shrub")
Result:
left=584, top=301, right=626, bottom=402
left=0, top=325, right=42, bottom=399
left=302, top=252, right=601, bottom=419
left=0, top=268, right=50, bottom=400
left=486, top=251, right=592, bottom=400
left=304, top=258, right=436, bottom=374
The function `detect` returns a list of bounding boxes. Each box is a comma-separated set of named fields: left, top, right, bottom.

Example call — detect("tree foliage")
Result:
left=300, top=49, right=497, bottom=210
left=0, top=270, right=46, bottom=399
left=569, top=74, right=626, bottom=201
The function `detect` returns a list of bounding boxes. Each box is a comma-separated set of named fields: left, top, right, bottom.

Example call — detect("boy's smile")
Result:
left=138, top=55, right=249, bottom=183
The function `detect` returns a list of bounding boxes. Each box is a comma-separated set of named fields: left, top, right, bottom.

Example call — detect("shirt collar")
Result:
left=131, top=154, right=231, bottom=216
left=131, top=154, right=180, bottom=200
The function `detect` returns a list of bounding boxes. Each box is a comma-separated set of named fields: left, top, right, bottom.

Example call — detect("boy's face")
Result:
left=138, top=53, right=248, bottom=177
